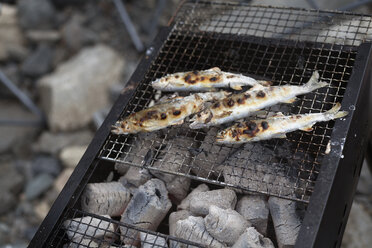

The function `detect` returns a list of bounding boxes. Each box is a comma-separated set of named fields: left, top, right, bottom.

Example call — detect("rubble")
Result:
left=21, top=43, right=53, bottom=77
left=31, top=155, right=61, bottom=177
left=81, top=182, right=131, bottom=217
left=38, top=44, right=125, bottom=131
left=24, top=173, right=54, bottom=200
left=17, top=0, right=57, bottom=30
left=236, top=195, right=269, bottom=235
left=59, top=145, right=87, bottom=168
left=205, top=205, right=250, bottom=246
left=188, top=188, right=237, bottom=216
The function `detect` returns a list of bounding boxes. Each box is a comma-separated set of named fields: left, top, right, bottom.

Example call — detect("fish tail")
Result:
left=326, top=102, right=349, bottom=119
left=304, top=71, right=328, bottom=90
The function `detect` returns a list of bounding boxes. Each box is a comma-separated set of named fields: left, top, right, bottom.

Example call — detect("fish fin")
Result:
left=273, top=133, right=287, bottom=139
left=231, top=85, right=243, bottom=90
left=305, top=71, right=328, bottom=90
left=300, top=125, right=314, bottom=132
left=258, top=80, right=272, bottom=86
left=326, top=102, right=349, bottom=119
left=172, top=119, right=184, bottom=125
left=267, top=112, right=285, bottom=118
left=283, top=97, right=298, bottom=104
left=249, top=84, right=265, bottom=91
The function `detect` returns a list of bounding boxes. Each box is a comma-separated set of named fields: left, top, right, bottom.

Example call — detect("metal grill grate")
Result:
left=98, top=1, right=372, bottom=203
left=47, top=208, right=204, bottom=247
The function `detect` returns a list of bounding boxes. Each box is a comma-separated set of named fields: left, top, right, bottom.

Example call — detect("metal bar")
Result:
left=0, top=119, right=42, bottom=127
left=145, top=0, right=167, bottom=39
left=113, top=0, right=145, bottom=52
left=0, top=70, right=45, bottom=123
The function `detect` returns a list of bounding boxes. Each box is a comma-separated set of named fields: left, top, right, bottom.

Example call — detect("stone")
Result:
left=25, top=30, right=61, bottom=42
left=21, top=43, right=54, bottom=77
left=189, top=188, right=237, bottom=216
left=0, top=191, right=16, bottom=215
left=178, top=184, right=209, bottom=211
left=268, top=197, right=302, bottom=248
left=81, top=182, right=131, bottom=217
left=174, top=216, right=225, bottom=248
left=24, top=173, right=54, bottom=200
left=232, top=227, right=274, bottom=248
left=120, top=179, right=172, bottom=245
left=236, top=195, right=269, bottom=235
left=342, top=201, right=372, bottom=248
left=61, top=14, right=97, bottom=52
left=0, top=100, right=39, bottom=154
left=140, top=232, right=167, bottom=248
left=34, top=201, right=50, bottom=221
left=17, top=0, right=57, bottom=30
left=59, top=145, right=87, bottom=168
left=31, top=155, right=61, bottom=177
left=38, top=44, right=125, bottom=131
left=54, top=168, right=74, bottom=193
left=356, top=160, right=372, bottom=195
left=33, top=130, right=93, bottom=155
left=0, top=162, right=24, bottom=194
left=205, top=206, right=250, bottom=246
left=0, top=4, right=27, bottom=61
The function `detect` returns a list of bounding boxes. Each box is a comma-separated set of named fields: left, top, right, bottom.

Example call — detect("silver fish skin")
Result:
left=216, top=103, right=348, bottom=144
left=151, top=67, right=270, bottom=91
left=111, top=91, right=229, bottom=135
left=189, top=71, right=328, bottom=129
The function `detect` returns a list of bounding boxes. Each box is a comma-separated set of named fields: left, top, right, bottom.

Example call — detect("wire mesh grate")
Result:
left=47, top=208, right=205, bottom=247
left=98, top=1, right=372, bottom=203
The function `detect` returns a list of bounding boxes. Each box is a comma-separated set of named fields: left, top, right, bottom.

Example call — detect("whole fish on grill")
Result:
left=189, top=71, right=327, bottom=129
left=216, top=102, right=348, bottom=144
left=111, top=91, right=229, bottom=135
left=151, top=67, right=271, bottom=91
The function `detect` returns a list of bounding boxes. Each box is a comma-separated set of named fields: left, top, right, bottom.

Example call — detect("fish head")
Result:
left=111, top=120, right=133, bottom=135
left=151, top=75, right=185, bottom=91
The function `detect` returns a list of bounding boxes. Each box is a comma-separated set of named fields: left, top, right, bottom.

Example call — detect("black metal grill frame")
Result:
left=30, top=2, right=372, bottom=248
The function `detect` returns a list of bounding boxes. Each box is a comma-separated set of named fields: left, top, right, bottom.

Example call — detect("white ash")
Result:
left=63, top=215, right=115, bottom=241
left=120, top=179, right=172, bottom=245
left=166, top=175, right=191, bottom=204
left=268, top=197, right=302, bottom=248
left=232, top=227, right=274, bottom=248
left=140, top=232, right=168, bottom=248
left=189, top=127, right=234, bottom=178
left=122, top=166, right=152, bottom=188
left=174, top=216, right=225, bottom=248
left=178, top=184, right=209, bottom=211
left=169, top=210, right=191, bottom=237
left=115, top=132, right=163, bottom=175
left=189, top=188, right=237, bottom=216
left=205, top=205, right=251, bottom=246
left=81, top=182, right=131, bottom=217
left=236, top=195, right=269, bottom=235
left=118, top=176, right=138, bottom=195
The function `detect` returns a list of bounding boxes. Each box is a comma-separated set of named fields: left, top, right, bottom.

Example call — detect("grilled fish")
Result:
left=189, top=71, right=327, bottom=129
left=216, top=103, right=348, bottom=144
left=151, top=67, right=271, bottom=91
left=111, top=91, right=229, bottom=135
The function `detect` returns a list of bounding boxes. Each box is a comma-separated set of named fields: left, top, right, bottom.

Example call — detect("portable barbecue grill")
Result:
left=30, top=1, right=372, bottom=247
